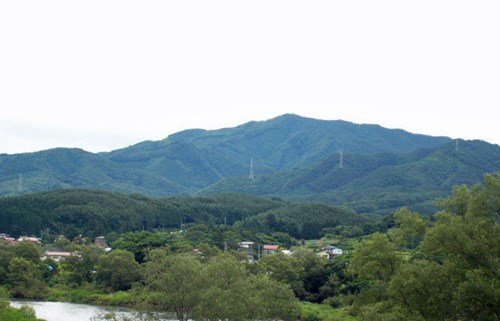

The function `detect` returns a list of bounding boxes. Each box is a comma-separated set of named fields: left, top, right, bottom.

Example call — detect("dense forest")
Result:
left=0, top=190, right=371, bottom=241
left=0, top=174, right=498, bottom=321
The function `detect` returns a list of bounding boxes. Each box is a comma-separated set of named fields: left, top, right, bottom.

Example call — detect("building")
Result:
left=0, top=233, right=17, bottom=245
left=17, top=236, right=41, bottom=244
left=94, top=236, right=107, bottom=248
left=262, top=244, right=280, bottom=256
left=43, top=251, right=79, bottom=262
left=238, top=241, right=255, bottom=262
left=318, top=245, right=343, bottom=259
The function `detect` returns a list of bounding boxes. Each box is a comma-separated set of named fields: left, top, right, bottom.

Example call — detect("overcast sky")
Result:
left=1, top=1, right=499, bottom=154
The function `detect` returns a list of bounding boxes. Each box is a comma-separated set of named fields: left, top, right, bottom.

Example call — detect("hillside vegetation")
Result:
left=203, top=140, right=500, bottom=215
left=0, top=189, right=367, bottom=240
left=1, top=114, right=498, bottom=215
left=0, top=114, right=450, bottom=196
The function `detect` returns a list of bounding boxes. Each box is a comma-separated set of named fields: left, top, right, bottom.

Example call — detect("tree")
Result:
left=256, top=253, right=304, bottom=297
left=0, top=242, right=14, bottom=284
left=95, top=250, right=141, bottom=291
left=247, top=274, right=299, bottom=321
left=389, top=208, right=428, bottom=249
left=350, top=174, right=500, bottom=321
left=13, top=242, right=42, bottom=264
left=7, top=257, right=46, bottom=299
left=61, top=244, right=102, bottom=285
left=195, top=253, right=299, bottom=321
left=144, top=252, right=203, bottom=321
left=349, top=233, right=399, bottom=282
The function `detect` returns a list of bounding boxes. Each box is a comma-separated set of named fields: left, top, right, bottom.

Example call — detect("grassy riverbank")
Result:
left=45, top=285, right=358, bottom=321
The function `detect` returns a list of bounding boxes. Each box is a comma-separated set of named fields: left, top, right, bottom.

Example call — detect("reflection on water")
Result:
left=10, top=300, right=128, bottom=321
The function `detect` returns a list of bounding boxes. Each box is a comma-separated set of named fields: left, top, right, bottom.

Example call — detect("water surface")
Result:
left=10, top=300, right=126, bottom=321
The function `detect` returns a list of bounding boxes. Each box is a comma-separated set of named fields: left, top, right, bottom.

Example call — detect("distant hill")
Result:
left=201, top=140, right=500, bottom=215
left=0, top=114, right=451, bottom=200
left=0, top=189, right=365, bottom=240
left=0, top=148, right=186, bottom=196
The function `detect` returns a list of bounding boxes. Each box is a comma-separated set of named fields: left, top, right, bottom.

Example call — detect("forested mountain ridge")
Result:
left=201, top=140, right=500, bottom=215
left=0, top=114, right=452, bottom=198
left=0, top=189, right=367, bottom=240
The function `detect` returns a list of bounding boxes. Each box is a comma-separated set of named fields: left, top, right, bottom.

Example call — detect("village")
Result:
left=1, top=232, right=343, bottom=263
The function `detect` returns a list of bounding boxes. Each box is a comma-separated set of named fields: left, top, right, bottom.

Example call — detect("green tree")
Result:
left=195, top=254, right=250, bottom=321
left=7, top=257, right=46, bottom=299
left=389, top=208, right=428, bottom=249
left=250, top=274, right=299, bottom=321
left=61, top=244, right=102, bottom=285
left=13, top=242, right=42, bottom=264
left=0, top=242, right=15, bottom=284
left=349, top=233, right=399, bottom=282
left=95, top=250, right=141, bottom=292
left=144, top=252, right=203, bottom=321
left=351, top=174, right=500, bottom=321
left=256, top=253, right=304, bottom=297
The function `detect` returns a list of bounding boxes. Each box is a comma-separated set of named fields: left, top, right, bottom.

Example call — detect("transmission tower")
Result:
left=249, top=158, right=255, bottom=180
left=339, top=150, right=344, bottom=168
left=17, top=174, right=23, bottom=193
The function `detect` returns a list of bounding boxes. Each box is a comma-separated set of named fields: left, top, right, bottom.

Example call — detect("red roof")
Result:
left=263, top=245, right=279, bottom=250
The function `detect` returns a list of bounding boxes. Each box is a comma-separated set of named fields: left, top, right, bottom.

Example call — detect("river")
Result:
left=9, top=300, right=165, bottom=321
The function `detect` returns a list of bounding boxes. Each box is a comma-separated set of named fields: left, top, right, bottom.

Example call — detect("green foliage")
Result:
left=111, top=231, right=175, bottom=263
left=349, top=233, right=400, bottom=282
left=143, top=252, right=299, bottom=321
left=0, top=303, right=46, bottom=321
left=349, top=174, right=500, bottom=321
left=61, top=245, right=102, bottom=285
left=0, top=114, right=458, bottom=206
left=7, top=257, right=46, bottom=299
left=300, top=302, right=358, bottom=321
left=144, top=253, right=203, bottom=321
left=388, top=208, right=428, bottom=249
left=0, top=190, right=287, bottom=238
left=95, top=250, right=142, bottom=292
left=205, top=141, right=500, bottom=216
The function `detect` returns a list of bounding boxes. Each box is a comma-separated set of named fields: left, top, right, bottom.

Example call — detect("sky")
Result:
left=1, top=1, right=499, bottom=154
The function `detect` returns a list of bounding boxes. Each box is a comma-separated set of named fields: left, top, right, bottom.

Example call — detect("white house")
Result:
left=318, top=245, right=343, bottom=259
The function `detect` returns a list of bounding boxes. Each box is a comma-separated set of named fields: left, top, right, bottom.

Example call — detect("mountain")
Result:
left=201, top=140, right=500, bottom=215
left=104, top=114, right=451, bottom=184
left=2, top=114, right=497, bottom=216
left=0, top=114, right=451, bottom=199
left=0, top=148, right=186, bottom=196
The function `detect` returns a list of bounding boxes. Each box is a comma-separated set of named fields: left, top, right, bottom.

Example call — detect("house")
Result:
left=262, top=244, right=279, bottom=256
left=317, top=245, right=343, bottom=259
left=238, top=241, right=255, bottom=262
left=17, top=236, right=41, bottom=244
left=94, top=236, right=107, bottom=248
left=0, top=233, right=17, bottom=245
left=43, top=251, right=79, bottom=262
